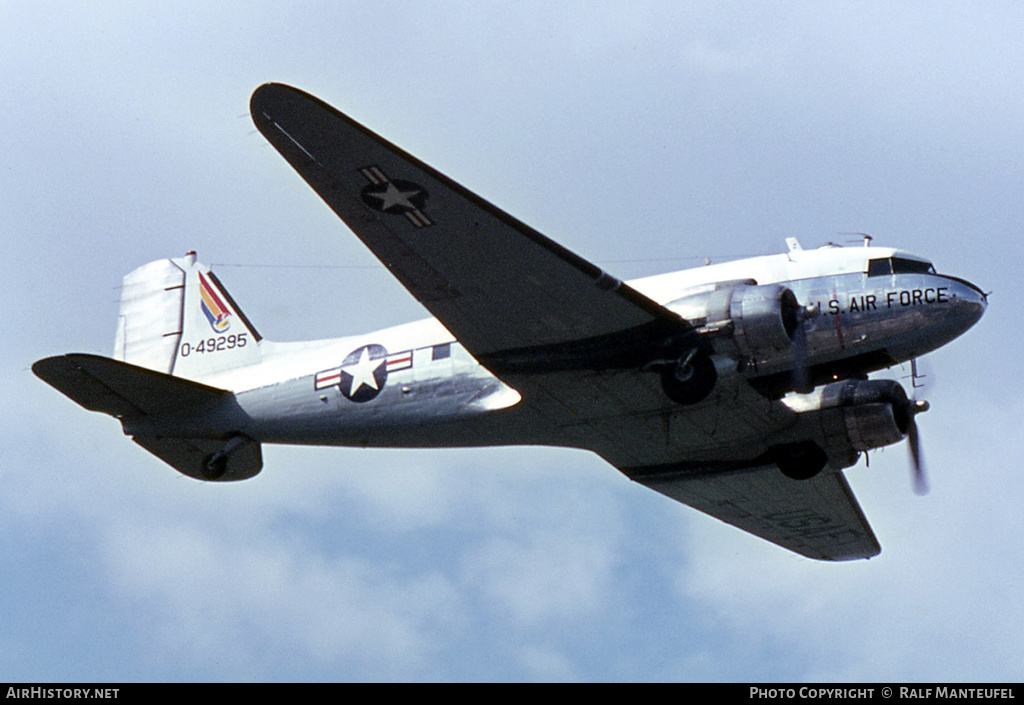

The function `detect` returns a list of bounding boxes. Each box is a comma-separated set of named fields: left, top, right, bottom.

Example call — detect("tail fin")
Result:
left=114, top=252, right=262, bottom=380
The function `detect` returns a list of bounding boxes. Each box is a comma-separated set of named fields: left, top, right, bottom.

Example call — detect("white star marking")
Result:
left=369, top=182, right=421, bottom=211
left=343, top=347, right=383, bottom=396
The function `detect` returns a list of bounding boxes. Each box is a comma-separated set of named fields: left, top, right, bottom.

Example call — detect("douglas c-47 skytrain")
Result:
left=34, top=84, right=987, bottom=561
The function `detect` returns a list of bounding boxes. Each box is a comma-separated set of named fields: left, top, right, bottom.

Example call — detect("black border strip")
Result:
left=206, top=270, right=263, bottom=343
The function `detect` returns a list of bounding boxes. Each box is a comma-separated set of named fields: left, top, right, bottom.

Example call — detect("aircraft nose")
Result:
left=944, top=275, right=987, bottom=332
left=958, top=277, right=986, bottom=319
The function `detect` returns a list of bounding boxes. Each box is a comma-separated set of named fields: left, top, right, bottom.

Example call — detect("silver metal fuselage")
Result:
left=133, top=245, right=985, bottom=452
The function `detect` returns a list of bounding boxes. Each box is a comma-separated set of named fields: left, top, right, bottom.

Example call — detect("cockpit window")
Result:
left=867, top=258, right=891, bottom=277
left=868, top=257, right=935, bottom=277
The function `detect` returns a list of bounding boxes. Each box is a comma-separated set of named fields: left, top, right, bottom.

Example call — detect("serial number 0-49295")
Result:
left=180, top=332, right=248, bottom=357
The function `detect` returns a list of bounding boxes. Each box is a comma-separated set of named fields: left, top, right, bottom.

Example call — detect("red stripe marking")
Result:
left=199, top=271, right=230, bottom=315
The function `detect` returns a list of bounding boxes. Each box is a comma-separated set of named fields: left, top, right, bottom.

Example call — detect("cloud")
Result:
left=99, top=517, right=461, bottom=679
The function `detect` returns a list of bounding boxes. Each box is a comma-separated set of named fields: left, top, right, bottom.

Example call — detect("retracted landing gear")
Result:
left=660, top=348, right=717, bottom=405
left=774, top=441, right=828, bottom=481
left=202, top=434, right=251, bottom=481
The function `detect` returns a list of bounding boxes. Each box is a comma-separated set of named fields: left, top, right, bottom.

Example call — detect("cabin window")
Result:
left=432, top=343, right=451, bottom=361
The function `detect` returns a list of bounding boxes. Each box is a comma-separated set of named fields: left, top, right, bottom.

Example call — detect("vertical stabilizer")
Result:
left=114, top=253, right=262, bottom=380
left=114, top=258, right=185, bottom=374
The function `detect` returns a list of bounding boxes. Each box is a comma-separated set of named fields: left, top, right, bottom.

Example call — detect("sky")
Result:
left=2, top=1, right=1022, bottom=683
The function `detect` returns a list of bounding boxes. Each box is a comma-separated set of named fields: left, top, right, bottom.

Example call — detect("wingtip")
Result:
left=253, top=81, right=294, bottom=93
left=250, top=83, right=333, bottom=132
left=251, top=82, right=310, bottom=105
left=250, top=82, right=298, bottom=116
left=31, top=353, right=79, bottom=382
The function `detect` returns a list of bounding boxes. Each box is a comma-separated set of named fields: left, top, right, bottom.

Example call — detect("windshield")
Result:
left=867, top=257, right=936, bottom=277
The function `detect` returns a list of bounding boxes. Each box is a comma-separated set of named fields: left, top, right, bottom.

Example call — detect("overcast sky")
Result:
left=2, top=1, right=1021, bottom=682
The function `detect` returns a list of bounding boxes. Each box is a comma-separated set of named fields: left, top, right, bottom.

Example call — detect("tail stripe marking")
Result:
left=198, top=271, right=232, bottom=333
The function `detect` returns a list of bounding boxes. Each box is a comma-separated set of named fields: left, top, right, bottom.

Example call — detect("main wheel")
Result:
left=775, top=441, right=828, bottom=480
left=202, top=453, right=228, bottom=481
left=660, top=350, right=717, bottom=405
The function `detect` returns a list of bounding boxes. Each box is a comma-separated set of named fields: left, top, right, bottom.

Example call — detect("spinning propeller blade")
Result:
left=790, top=302, right=818, bottom=394
left=908, top=398, right=930, bottom=495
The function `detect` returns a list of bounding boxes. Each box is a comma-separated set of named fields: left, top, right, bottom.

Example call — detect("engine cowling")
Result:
left=774, top=378, right=916, bottom=480
left=820, top=379, right=912, bottom=452
left=665, top=282, right=802, bottom=359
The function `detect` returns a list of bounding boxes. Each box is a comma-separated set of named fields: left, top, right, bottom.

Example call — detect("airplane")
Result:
left=33, top=83, right=987, bottom=561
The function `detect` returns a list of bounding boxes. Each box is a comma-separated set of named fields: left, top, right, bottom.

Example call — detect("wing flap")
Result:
left=632, top=464, right=880, bottom=561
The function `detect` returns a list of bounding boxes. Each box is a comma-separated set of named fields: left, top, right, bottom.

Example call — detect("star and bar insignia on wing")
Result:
left=359, top=166, right=433, bottom=228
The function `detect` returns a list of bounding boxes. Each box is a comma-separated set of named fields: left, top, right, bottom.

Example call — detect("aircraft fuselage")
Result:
left=123, top=243, right=985, bottom=455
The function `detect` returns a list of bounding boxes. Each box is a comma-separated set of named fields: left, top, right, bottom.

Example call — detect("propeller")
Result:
left=905, top=358, right=932, bottom=495
left=856, top=364, right=932, bottom=494
left=789, top=301, right=819, bottom=394
left=906, top=398, right=930, bottom=495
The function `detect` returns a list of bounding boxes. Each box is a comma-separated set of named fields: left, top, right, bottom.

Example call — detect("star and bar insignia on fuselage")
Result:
left=359, top=166, right=433, bottom=228
left=315, top=345, right=414, bottom=402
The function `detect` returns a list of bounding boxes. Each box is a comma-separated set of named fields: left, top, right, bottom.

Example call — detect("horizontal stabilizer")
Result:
left=33, top=353, right=261, bottom=481
left=33, top=353, right=229, bottom=418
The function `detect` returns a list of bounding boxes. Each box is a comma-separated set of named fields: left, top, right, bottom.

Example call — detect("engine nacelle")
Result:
left=665, top=282, right=802, bottom=359
left=786, top=378, right=913, bottom=453
left=821, top=379, right=912, bottom=452
left=775, top=378, right=915, bottom=479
